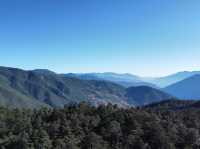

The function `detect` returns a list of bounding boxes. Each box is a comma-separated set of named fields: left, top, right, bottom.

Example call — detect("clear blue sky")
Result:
left=0, top=0, right=200, bottom=77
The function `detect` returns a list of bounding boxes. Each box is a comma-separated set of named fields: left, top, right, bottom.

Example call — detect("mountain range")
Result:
left=0, top=66, right=200, bottom=108
left=0, top=66, right=174, bottom=108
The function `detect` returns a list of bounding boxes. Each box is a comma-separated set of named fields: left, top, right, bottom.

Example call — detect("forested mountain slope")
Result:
left=0, top=102, right=200, bottom=149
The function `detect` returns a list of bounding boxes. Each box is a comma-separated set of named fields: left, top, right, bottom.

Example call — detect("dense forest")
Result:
left=0, top=101, right=200, bottom=149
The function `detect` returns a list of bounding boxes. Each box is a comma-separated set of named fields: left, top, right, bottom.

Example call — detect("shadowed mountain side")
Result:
left=125, top=86, right=173, bottom=106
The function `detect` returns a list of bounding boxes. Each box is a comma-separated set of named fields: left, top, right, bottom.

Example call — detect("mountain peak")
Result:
left=32, top=69, right=56, bottom=75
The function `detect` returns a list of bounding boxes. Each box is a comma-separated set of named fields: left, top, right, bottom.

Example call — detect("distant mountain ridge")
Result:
left=64, top=73, right=158, bottom=88
left=63, top=72, right=141, bottom=82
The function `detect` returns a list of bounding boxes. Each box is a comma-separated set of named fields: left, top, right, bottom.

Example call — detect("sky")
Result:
left=0, top=0, right=200, bottom=77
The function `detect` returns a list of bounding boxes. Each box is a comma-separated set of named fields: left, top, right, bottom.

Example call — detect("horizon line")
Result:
left=0, top=65, right=200, bottom=78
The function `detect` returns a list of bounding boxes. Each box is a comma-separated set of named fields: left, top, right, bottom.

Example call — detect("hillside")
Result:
left=164, top=75, right=200, bottom=99
left=125, top=86, right=173, bottom=106
left=0, top=67, right=128, bottom=108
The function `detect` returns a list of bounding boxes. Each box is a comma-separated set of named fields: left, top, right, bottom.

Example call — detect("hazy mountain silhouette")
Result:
left=164, top=75, right=200, bottom=99
left=64, top=73, right=158, bottom=88
left=149, top=71, right=200, bottom=87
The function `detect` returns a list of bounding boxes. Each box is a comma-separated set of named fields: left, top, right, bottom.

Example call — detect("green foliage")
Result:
left=0, top=103, right=200, bottom=149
